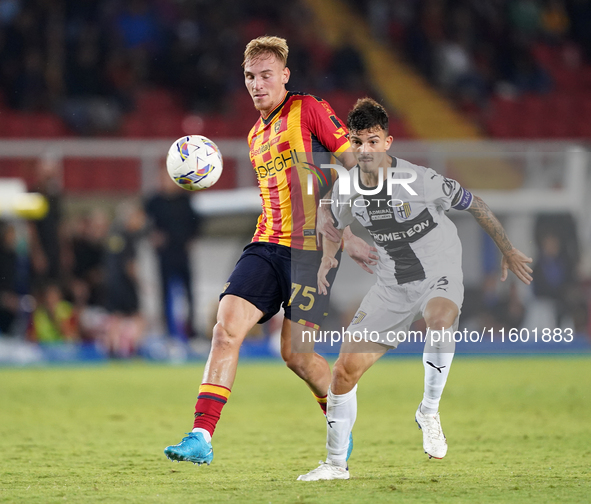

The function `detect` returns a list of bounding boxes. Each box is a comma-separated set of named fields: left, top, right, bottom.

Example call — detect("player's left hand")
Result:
left=318, top=256, right=339, bottom=295
left=316, top=203, right=341, bottom=244
left=344, top=233, right=378, bottom=274
left=501, top=248, right=533, bottom=285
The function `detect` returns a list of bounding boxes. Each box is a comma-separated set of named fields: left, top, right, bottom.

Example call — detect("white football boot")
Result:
left=415, top=406, right=448, bottom=459
left=297, top=461, right=350, bottom=481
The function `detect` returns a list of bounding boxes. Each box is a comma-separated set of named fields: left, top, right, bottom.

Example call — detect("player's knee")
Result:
left=424, top=300, right=458, bottom=331
left=211, top=320, right=244, bottom=349
left=425, top=315, right=454, bottom=332
left=284, top=352, right=313, bottom=377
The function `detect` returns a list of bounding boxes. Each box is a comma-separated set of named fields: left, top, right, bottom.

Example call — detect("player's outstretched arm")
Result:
left=343, top=227, right=378, bottom=274
left=467, top=195, right=533, bottom=285
left=318, top=231, right=344, bottom=295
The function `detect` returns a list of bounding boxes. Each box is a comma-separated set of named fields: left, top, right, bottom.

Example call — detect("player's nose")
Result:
left=252, top=77, right=263, bottom=90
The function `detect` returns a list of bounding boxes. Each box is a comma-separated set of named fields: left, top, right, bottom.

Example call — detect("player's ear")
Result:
left=385, top=135, right=394, bottom=150
left=282, top=66, right=290, bottom=84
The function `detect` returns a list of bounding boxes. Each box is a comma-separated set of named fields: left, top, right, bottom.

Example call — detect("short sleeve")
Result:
left=303, top=96, right=350, bottom=155
left=330, top=180, right=355, bottom=230
left=423, top=168, right=473, bottom=211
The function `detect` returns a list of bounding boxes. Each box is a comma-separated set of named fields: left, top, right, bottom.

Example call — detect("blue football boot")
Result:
left=164, top=432, right=214, bottom=465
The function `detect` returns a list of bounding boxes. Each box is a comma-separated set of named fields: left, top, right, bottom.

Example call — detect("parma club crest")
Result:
left=396, top=202, right=412, bottom=220
left=351, top=311, right=367, bottom=325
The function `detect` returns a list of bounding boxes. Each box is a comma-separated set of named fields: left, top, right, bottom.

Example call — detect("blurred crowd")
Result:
left=0, top=0, right=589, bottom=355
left=462, top=214, right=588, bottom=336
left=1, top=157, right=588, bottom=355
left=0, top=158, right=201, bottom=357
left=0, top=0, right=371, bottom=134
left=351, top=0, right=591, bottom=108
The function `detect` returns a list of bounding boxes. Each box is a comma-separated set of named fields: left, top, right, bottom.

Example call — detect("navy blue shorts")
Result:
left=220, top=242, right=340, bottom=328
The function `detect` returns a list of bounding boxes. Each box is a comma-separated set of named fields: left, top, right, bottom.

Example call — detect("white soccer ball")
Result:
left=166, top=135, right=223, bottom=191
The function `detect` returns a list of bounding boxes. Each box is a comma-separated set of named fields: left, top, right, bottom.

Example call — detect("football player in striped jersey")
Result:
left=164, top=36, right=370, bottom=465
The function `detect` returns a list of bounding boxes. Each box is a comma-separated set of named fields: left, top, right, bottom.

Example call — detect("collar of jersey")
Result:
left=356, top=156, right=398, bottom=190
left=261, top=91, right=290, bottom=126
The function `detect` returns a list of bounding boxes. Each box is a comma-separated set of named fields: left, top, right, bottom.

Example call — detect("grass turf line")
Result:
left=0, top=357, right=590, bottom=503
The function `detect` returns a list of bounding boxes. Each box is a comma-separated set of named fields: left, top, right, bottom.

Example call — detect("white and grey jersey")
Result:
left=331, top=158, right=473, bottom=286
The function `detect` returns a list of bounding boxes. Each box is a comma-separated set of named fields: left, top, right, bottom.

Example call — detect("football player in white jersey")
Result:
left=297, top=98, right=533, bottom=481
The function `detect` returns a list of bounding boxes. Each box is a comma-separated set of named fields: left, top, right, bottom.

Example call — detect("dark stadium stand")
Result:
left=484, top=42, right=591, bottom=138
left=0, top=0, right=409, bottom=142
left=347, top=0, right=591, bottom=140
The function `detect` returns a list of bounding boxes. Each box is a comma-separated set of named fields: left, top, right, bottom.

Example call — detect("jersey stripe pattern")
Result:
left=247, top=91, right=350, bottom=251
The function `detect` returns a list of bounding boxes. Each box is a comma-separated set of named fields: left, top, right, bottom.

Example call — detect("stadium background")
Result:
left=1, top=0, right=589, bottom=362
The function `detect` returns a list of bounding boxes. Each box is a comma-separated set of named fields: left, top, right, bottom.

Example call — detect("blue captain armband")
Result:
left=452, top=187, right=474, bottom=210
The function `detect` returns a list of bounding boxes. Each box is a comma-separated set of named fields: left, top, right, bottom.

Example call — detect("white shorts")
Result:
left=346, top=274, right=463, bottom=348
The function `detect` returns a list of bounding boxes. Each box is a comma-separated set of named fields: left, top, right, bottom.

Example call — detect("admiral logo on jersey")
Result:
left=369, top=208, right=393, bottom=221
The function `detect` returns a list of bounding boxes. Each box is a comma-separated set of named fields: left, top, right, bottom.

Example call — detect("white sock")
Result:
left=191, top=427, right=212, bottom=443
left=326, top=384, right=357, bottom=467
left=422, top=327, right=456, bottom=414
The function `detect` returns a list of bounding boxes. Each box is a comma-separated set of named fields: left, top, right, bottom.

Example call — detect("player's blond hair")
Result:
left=243, top=36, right=289, bottom=67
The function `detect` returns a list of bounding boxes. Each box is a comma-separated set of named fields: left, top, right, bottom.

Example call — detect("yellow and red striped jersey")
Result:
left=247, top=91, right=350, bottom=250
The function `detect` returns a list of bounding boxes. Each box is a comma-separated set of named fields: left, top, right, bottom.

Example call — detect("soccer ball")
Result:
left=166, top=135, right=223, bottom=191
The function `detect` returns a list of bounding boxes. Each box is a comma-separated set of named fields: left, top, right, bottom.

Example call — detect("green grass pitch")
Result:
left=1, top=357, right=590, bottom=503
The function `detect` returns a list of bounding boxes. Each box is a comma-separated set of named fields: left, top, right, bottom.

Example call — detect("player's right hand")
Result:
left=501, top=247, right=533, bottom=285
left=318, top=256, right=339, bottom=295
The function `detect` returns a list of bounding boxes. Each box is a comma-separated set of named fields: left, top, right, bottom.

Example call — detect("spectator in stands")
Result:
left=63, top=210, right=111, bottom=344
left=13, top=48, right=49, bottom=111
left=0, top=0, right=375, bottom=128
left=30, top=281, right=78, bottom=343
left=491, top=281, right=526, bottom=330
left=533, top=214, right=580, bottom=328
left=508, top=0, right=541, bottom=41
left=330, top=44, right=369, bottom=92
left=509, top=44, right=553, bottom=94
left=114, top=0, right=160, bottom=51
left=0, top=222, right=19, bottom=335
left=70, top=209, right=109, bottom=309
left=104, top=202, right=146, bottom=357
left=540, top=0, right=570, bottom=43
left=145, top=168, right=200, bottom=339
left=29, top=154, right=64, bottom=283
left=567, top=0, right=591, bottom=62
left=62, top=24, right=121, bottom=135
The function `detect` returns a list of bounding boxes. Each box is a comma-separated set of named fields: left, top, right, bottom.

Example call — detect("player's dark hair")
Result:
left=347, top=98, right=389, bottom=133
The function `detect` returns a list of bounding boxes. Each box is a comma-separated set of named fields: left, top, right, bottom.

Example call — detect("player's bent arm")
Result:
left=317, top=200, right=341, bottom=244
left=318, top=230, right=344, bottom=295
left=467, top=195, right=533, bottom=285
left=316, top=152, right=357, bottom=243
